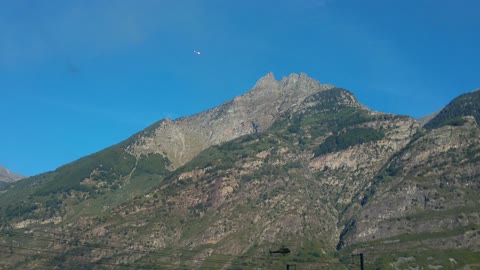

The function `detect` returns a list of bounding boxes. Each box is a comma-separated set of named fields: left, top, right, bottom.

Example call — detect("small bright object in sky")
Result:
left=194, top=50, right=201, bottom=55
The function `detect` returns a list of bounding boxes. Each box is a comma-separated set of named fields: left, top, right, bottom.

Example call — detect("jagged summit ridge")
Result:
left=251, top=72, right=332, bottom=95
left=251, top=72, right=278, bottom=90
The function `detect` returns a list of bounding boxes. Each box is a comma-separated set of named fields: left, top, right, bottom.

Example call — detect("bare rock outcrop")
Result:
left=126, top=73, right=333, bottom=167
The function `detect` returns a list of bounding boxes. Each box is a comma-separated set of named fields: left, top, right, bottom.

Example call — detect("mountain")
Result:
left=0, top=73, right=479, bottom=270
left=424, top=89, right=480, bottom=129
left=127, top=72, right=333, bottom=168
left=0, top=165, right=25, bottom=187
left=416, top=111, right=439, bottom=127
left=0, top=73, right=332, bottom=207
left=338, top=115, right=480, bottom=268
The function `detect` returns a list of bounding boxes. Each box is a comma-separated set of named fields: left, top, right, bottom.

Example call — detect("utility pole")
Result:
left=352, top=253, right=364, bottom=270
left=360, top=253, right=364, bottom=270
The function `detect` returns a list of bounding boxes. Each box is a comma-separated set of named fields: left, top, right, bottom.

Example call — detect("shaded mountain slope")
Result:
left=424, top=89, right=480, bottom=129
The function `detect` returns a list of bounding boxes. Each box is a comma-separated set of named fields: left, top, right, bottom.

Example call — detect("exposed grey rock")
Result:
left=417, top=110, right=440, bottom=126
left=126, top=72, right=334, bottom=167
left=0, top=165, right=25, bottom=183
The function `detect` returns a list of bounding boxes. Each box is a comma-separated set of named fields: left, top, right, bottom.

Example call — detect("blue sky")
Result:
left=1, top=0, right=479, bottom=176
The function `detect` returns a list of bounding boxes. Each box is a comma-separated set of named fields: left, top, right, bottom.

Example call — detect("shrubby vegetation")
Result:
left=35, top=145, right=136, bottom=196
left=132, top=153, right=171, bottom=177
left=424, top=90, right=480, bottom=129
left=271, top=89, right=400, bottom=159
left=3, top=202, right=38, bottom=219
left=314, top=128, right=385, bottom=156
left=179, top=132, right=281, bottom=176
left=437, top=117, right=468, bottom=128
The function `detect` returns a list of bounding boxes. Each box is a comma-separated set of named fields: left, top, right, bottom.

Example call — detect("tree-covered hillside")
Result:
left=424, top=90, right=480, bottom=129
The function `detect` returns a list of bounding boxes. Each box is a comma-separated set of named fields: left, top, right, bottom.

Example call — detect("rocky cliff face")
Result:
left=338, top=116, right=480, bottom=269
left=0, top=74, right=479, bottom=270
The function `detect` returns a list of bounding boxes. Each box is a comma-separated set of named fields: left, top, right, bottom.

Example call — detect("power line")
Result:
left=0, top=235, right=267, bottom=270
left=352, top=253, right=364, bottom=270
left=0, top=229, right=336, bottom=262
left=0, top=250, right=53, bottom=270
left=0, top=229, right=343, bottom=269
left=0, top=244, right=229, bottom=270
left=0, top=245, right=222, bottom=270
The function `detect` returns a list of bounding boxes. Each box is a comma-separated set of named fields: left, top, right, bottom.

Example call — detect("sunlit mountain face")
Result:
left=1, top=73, right=479, bottom=269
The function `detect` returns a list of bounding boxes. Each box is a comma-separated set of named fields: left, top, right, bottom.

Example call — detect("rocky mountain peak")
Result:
left=250, top=72, right=332, bottom=96
left=126, top=72, right=334, bottom=168
left=0, top=165, right=25, bottom=183
left=280, top=72, right=322, bottom=92
left=251, top=72, right=278, bottom=90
